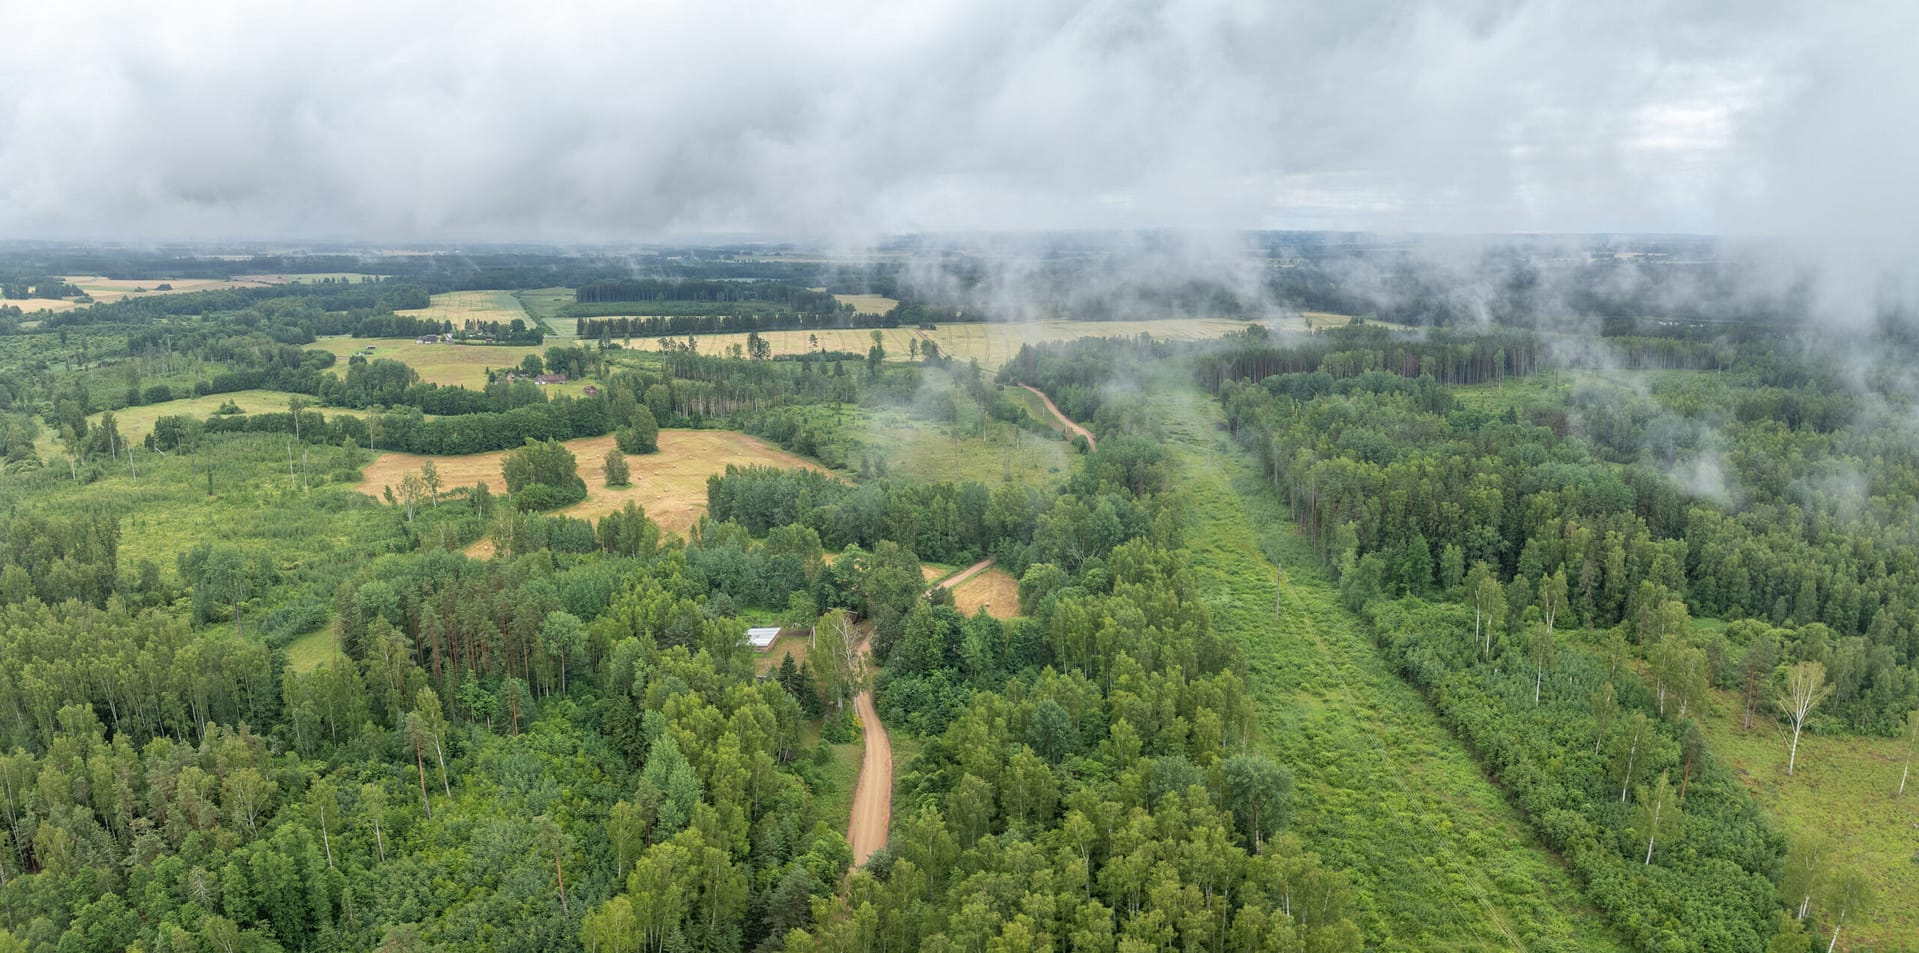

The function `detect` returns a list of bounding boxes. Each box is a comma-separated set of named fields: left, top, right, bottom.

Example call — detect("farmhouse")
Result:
left=744, top=626, right=781, bottom=650
left=535, top=373, right=568, bottom=385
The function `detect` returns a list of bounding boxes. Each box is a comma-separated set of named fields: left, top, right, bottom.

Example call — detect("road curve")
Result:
left=846, top=636, right=892, bottom=866
left=1019, top=384, right=1096, bottom=451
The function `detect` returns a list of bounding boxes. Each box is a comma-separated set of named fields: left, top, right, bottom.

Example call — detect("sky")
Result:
left=0, top=0, right=1912, bottom=248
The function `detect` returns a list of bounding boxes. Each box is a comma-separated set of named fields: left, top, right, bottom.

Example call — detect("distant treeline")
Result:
left=1192, top=326, right=1732, bottom=392
left=159, top=398, right=612, bottom=457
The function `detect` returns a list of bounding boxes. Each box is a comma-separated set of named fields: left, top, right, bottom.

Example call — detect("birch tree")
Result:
left=1611, top=711, right=1653, bottom=802
left=1775, top=661, right=1833, bottom=777
left=1899, top=708, right=1917, bottom=797
left=1630, top=772, right=1682, bottom=864
left=1820, top=867, right=1872, bottom=953
left=808, top=609, right=865, bottom=713
left=1781, top=830, right=1832, bottom=921
left=1468, top=563, right=1504, bottom=658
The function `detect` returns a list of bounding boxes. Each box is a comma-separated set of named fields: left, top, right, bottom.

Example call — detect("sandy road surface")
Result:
left=930, top=557, right=995, bottom=592
left=846, top=629, right=892, bottom=866
left=1020, top=384, right=1096, bottom=450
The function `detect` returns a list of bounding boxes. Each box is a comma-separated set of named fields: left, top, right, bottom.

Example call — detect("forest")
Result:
left=0, top=244, right=1911, bottom=953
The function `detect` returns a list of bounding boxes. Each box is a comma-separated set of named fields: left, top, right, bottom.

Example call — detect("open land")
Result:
left=355, top=429, right=829, bottom=536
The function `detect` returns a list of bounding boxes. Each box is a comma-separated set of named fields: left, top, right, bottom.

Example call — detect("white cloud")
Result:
left=0, top=0, right=1907, bottom=252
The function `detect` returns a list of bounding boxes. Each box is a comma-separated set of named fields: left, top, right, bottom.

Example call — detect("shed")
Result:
left=744, top=626, right=782, bottom=650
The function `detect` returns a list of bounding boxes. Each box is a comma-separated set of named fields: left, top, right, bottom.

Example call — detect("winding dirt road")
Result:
left=1020, top=384, right=1096, bottom=450
left=846, top=634, right=892, bottom=866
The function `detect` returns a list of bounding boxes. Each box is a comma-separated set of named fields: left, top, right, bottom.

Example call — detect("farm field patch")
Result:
left=833, top=293, right=899, bottom=315
left=355, top=429, right=830, bottom=536
left=648, top=314, right=1355, bottom=368
left=948, top=566, right=1018, bottom=619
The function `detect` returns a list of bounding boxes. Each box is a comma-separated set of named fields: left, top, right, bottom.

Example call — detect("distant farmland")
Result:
left=646, top=314, right=1356, bottom=368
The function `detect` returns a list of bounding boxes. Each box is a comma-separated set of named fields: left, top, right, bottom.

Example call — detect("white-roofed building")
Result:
left=745, top=626, right=782, bottom=650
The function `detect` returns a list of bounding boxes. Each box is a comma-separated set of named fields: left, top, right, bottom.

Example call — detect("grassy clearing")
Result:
left=285, top=626, right=344, bottom=673
left=949, top=567, right=1018, bottom=619
left=1153, top=380, right=1626, bottom=952
left=355, top=429, right=830, bottom=536
left=1698, top=690, right=1917, bottom=949
left=313, top=336, right=549, bottom=389
left=857, top=401, right=1076, bottom=488
left=814, top=731, right=865, bottom=833
left=0, top=433, right=396, bottom=613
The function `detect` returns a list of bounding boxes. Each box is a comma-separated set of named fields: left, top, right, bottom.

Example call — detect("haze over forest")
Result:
left=3, top=4, right=1918, bottom=953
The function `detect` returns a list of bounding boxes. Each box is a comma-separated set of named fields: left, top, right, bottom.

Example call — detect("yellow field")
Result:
left=397, top=290, right=528, bottom=325
left=833, top=294, right=899, bottom=315
left=355, top=429, right=830, bottom=536
left=951, top=567, right=1019, bottom=619
left=3, top=297, right=80, bottom=312
left=64, top=276, right=271, bottom=302
left=655, top=314, right=1354, bottom=368
left=89, top=389, right=371, bottom=445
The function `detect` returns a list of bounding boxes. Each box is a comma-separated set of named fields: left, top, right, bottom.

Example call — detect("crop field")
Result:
left=650, top=314, right=1354, bottom=368
left=1153, top=379, right=1627, bottom=952
left=1699, top=691, right=1916, bottom=949
left=64, top=275, right=274, bottom=302
left=3, top=297, right=81, bottom=312
left=398, top=289, right=529, bottom=323
left=313, top=336, right=554, bottom=389
left=833, top=293, right=899, bottom=315
left=355, top=429, right=829, bottom=535
left=949, top=567, right=1018, bottom=619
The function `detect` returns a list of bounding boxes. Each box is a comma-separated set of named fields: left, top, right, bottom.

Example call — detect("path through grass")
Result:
left=1152, top=381, right=1625, bottom=952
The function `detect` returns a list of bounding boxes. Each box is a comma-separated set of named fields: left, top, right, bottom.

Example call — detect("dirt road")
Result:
left=930, top=557, right=995, bottom=593
left=846, top=635, right=892, bottom=866
left=1020, top=384, right=1096, bottom=450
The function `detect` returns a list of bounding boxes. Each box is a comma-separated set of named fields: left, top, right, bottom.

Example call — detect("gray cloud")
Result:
left=0, top=0, right=1911, bottom=259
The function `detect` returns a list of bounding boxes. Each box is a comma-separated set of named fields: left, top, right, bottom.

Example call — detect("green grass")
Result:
left=1698, top=689, right=1916, bottom=950
left=285, top=626, right=344, bottom=672
left=811, top=725, right=865, bottom=830
left=1150, top=379, right=1627, bottom=952
left=2, top=433, right=401, bottom=610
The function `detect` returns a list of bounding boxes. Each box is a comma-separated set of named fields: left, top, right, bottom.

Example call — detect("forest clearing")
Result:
left=1701, top=690, right=1917, bottom=948
left=356, top=429, right=827, bottom=532
left=1152, top=380, right=1630, bottom=951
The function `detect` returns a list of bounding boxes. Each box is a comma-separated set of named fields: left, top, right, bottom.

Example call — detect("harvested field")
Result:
left=4, top=298, right=81, bottom=313
left=396, top=290, right=528, bottom=325
left=833, top=294, right=899, bottom=315
left=355, top=429, right=829, bottom=536
left=650, top=315, right=1358, bottom=369
left=64, top=276, right=272, bottom=302
left=950, top=567, right=1019, bottom=619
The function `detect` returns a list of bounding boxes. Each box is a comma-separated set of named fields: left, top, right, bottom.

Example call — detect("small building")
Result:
left=744, top=627, right=781, bottom=651
left=583, top=385, right=600, bottom=396
left=535, top=373, right=568, bottom=385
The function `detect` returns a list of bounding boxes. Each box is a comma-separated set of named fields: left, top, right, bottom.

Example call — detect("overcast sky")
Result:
left=0, top=0, right=1912, bottom=246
